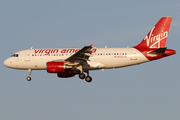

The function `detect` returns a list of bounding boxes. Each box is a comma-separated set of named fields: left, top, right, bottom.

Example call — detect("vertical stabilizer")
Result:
left=134, top=17, right=172, bottom=49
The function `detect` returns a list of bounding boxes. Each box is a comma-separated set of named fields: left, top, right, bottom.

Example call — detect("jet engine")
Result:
left=47, top=61, right=66, bottom=73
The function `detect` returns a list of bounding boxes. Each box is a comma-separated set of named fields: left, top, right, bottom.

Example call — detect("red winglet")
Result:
left=92, top=43, right=96, bottom=48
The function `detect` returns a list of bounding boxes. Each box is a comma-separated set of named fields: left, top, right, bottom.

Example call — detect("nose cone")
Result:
left=4, top=58, right=12, bottom=68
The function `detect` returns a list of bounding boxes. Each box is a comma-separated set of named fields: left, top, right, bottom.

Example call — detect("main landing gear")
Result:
left=79, top=71, right=92, bottom=82
left=85, top=76, right=92, bottom=83
left=26, top=69, right=32, bottom=81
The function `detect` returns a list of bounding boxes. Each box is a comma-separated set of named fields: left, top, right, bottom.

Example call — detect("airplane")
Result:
left=4, top=17, right=176, bottom=82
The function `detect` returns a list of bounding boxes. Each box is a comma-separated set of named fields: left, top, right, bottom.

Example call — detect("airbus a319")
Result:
left=4, top=17, right=176, bottom=82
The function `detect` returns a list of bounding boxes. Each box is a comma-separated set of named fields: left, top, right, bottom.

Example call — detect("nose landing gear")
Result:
left=26, top=69, right=32, bottom=81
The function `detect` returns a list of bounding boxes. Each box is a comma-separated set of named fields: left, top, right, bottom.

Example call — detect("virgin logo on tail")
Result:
left=144, top=26, right=168, bottom=48
left=134, top=17, right=172, bottom=49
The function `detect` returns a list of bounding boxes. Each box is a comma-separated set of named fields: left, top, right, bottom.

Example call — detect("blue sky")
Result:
left=0, top=0, right=180, bottom=120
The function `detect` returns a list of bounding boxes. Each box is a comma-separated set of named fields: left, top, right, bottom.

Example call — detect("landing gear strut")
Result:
left=26, top=69, right=32, bottom=81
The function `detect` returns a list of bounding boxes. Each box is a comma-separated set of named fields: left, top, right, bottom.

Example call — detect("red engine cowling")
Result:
left=47, top=62, right=65, bottom=73
left=57, top=70, right=76, bottom=78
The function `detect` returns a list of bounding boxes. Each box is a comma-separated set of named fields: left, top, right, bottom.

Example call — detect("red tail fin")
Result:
left=134, top=17, right=172, bottom=49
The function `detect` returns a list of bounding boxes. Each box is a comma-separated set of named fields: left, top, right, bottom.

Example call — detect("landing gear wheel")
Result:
left=27, top=69, right=32, bottom=81
left=26, top=76, right=31, bottom=81
left=79, top=73, right=85, bottom=79
left=85, top=76, right=92, bottom=82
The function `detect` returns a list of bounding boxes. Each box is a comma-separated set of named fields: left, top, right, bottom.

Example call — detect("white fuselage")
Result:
left=4, top=47, right=149, bottom=70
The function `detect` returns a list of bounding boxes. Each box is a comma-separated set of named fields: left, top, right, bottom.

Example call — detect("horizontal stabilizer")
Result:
left=148, top=47, right=167, bottom=55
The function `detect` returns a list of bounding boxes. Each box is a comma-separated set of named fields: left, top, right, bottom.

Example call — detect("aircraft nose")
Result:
left=4, top=59, right=8, bottom=67
left=4, top=58, right=11, bottom=68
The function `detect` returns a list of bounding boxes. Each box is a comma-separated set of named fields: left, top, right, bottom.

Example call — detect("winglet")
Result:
left=92, top=43, right=96, bottom=48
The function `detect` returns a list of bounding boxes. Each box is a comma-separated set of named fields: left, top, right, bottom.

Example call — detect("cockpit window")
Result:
left=11, top=54, right=19, bottom=57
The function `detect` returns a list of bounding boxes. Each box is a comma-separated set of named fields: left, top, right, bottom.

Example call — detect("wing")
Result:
left=65, top=44, right=93, bottom=62
left=52, top=43, right=105, bottom=70
left=52, top=44, right=96, bottom=70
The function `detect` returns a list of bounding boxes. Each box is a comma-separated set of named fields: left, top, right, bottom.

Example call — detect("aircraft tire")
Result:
left=79, top=73, right=85, bottom=79
left=85, top=76, right=92, bottom=82
left=26, top=76, right=31, bottom=81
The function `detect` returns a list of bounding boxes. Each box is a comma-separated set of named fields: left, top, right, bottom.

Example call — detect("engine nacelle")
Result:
left=57, top=70, right=77, bottom=78
left=47, top=61, right=65, bottom=73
